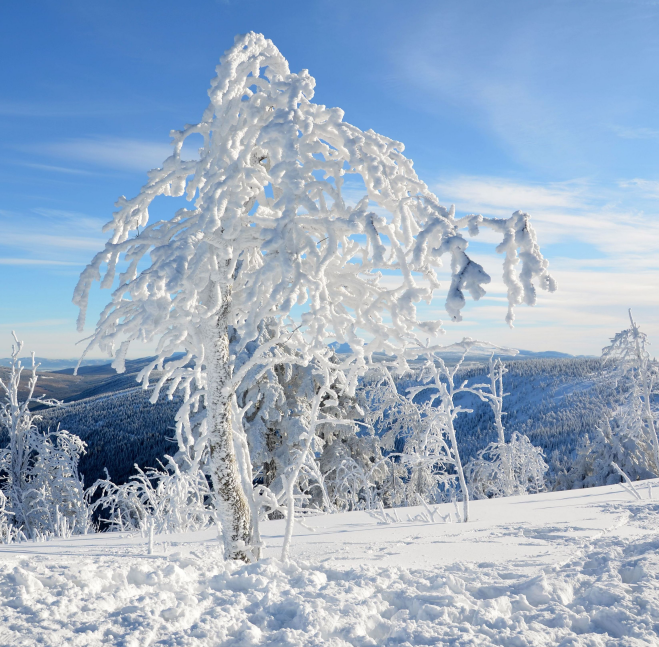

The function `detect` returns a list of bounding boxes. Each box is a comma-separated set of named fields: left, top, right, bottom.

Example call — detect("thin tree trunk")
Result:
left=446, top=415, right=469, bottom=522
left=490, top=358, right=513, bottom=493
left=281, top=386, right=324, bottom=561
left=202, top=285, right=252, bottom=562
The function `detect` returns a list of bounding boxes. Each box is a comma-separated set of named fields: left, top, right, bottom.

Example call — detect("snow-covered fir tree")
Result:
left=73, top=33, right=555, bottom=560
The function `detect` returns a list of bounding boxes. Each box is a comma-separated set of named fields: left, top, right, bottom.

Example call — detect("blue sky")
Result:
left=2, top=0, right=659, bottom=358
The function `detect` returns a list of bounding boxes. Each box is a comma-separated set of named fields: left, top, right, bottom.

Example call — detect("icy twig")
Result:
left=148, top=518, right=155, bottom=555
left=612, top=462, right=642, bottom=500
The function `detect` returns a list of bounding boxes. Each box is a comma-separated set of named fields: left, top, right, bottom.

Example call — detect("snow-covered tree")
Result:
left=354, top=366, right=443, bottom=508
left=465, top=355, right=548, bottom=498
left=466, top=432, right=547, bottom=498
left=601, top=309, right=658, bottom=474
left=556, top=311, right=658, bottom=489
left=73, top=33, right=555, bottom=560
left=553, top=412, right=654, bottom=490
left=404, top=340, right=517, bottom=521
left=0, top=333, right=90, bottom=539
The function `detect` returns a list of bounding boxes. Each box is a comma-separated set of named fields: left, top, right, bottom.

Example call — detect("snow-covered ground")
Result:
left=1, top=482, right=658, bottom=646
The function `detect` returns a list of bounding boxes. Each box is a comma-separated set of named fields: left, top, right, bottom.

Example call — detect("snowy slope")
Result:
left=1, top=482, right=658, bottom=646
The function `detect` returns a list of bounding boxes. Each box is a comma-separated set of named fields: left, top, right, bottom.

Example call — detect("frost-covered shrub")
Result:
left=87, top=458, right=214, bottom=534
left=463, top=354, right=547, bottom=499
left=559, top=312, right=659, bottom=489
left=14, top=427, right=90, bottom=538
left=356, top=365, right=455, bottom=509
left=0, top=334, right=90, bottom=540
left=601, top=310, right=659, bottom=475
left=555, top=408, right=656, bottom=490
left=466, top=432, right=547, bottom=499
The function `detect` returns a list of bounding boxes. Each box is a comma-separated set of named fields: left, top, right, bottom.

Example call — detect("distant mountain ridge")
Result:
left=0, top=357, right=112, bottom=371
left=2, top=347, right=595, bottom=374
left=328, top=343, right=594, bottom=361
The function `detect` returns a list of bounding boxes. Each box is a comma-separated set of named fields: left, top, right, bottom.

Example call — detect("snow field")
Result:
left=0, top=483, right=658, bottom=646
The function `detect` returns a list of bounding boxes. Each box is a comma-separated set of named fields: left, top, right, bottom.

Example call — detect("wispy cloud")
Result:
left=434, top=176, right=589, bottom=214
left=0, top=100, right=168, bottom=119
left=20, top=136, right=173, bottom=173
left=18, top=162, right=98, bottom=176
left=618, top=178, right=659, bottom=198
left=2, top=232, right=105, bottom=253
left=612, top=125, right=659, bottom=140
left=0, top=258, right=81, bottom=266
left=0, top=319, right=71, bottom=329
left=0, top=208, right=107, bottom=262
left=31, top=208, right=107, bottom=232
left=434, top=175, right=659, bottom=259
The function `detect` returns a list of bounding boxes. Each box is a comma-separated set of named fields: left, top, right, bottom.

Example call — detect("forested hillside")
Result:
left=30, top=357, right=611, bottom=489
left=450, top=358, right=615, bottom=475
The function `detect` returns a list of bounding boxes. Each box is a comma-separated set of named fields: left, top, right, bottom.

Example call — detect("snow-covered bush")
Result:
left=87, top=458, right=214, bottom=534
left=356, top=341, right=527, bottom=519
left=0, top=334, right=90, bottom=540
left=464, top=355, right=548, bottom=498
left=466, top=432, right=547, bottom=498
left=556, top=311, right=658, bottom=490
left=554, top=405, right=656, bottom=490
left=74, top=33, right=554, bottom=559
left=601, top=310, right=659, bottom=475
left=402, top=340, right=527, bottom=521
left=356, top=365, right=453, bottom=509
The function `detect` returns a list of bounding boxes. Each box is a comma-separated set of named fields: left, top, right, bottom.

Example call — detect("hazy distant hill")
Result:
left=0, top=357, right=111, bottom=371
left=329, top=343, right=594, bottom=363
left=0, top=357, right=172, bottom=404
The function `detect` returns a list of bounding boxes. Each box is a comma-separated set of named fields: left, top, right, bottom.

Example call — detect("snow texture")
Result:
left=0, top=482, right=658, bottom=646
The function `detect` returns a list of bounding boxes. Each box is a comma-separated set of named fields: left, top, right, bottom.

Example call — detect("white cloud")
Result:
left=19, top=162, right=98, bottom=176
left=0, top=208, right=107, bottom=263
left=0, top=259, right=81, bottom=266
left=0, top=319, right=71, bottom=329
left=612, top=125, right=659, bottom=141
left=617, top=178, right=659, bottom=199
left=434, top=176, right=590, bottom=214
left=22, top=136, right=173, bottom=173
left=434, top=175, right=659, bottom=259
